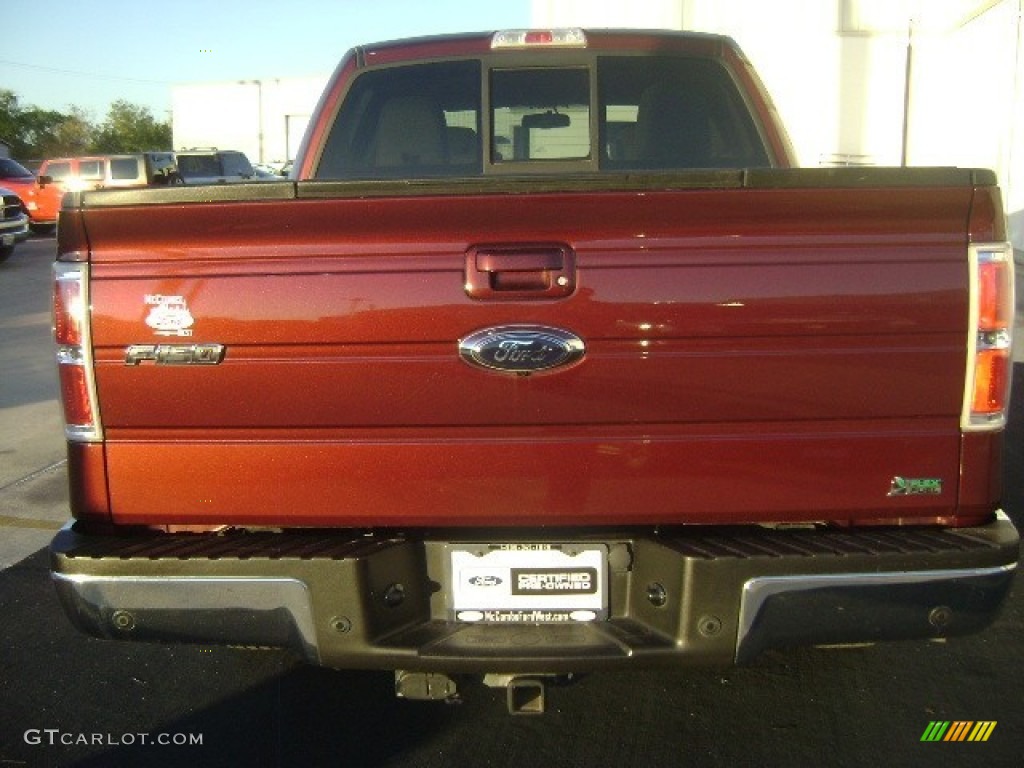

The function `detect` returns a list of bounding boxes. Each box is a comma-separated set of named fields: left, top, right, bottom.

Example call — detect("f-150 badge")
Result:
left=124, top=343, right=225, bottom=366
left=459, top=325, right=585, bottom=375
left=144, top=294, right=194, bottom=337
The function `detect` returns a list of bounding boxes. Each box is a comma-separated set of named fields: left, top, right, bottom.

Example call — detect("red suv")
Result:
left=0, top=157, right=59, bottom=233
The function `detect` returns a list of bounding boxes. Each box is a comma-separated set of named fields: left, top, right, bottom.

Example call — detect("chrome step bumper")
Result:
left=51, top=513, right=1019, bottom=671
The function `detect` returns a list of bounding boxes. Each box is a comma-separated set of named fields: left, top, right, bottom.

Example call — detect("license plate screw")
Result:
left=646, top=582, right=668, bottom=607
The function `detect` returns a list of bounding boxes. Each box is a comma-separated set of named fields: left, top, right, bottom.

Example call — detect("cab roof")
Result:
left=355, top=28, right=738, bottom=68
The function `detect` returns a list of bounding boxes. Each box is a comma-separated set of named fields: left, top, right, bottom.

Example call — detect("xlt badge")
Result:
left=458, top=325, right=585, bottom=376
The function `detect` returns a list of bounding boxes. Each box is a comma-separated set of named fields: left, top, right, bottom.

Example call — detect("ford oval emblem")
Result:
left=468, top=575, right=503, bottom=587
left=459, top=325, right=585, bottom=376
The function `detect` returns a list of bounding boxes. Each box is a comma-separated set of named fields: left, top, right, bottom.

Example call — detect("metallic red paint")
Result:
left=69, top=184, right=991, bottom=527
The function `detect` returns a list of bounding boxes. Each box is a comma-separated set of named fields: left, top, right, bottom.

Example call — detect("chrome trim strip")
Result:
left=52, top=573, right=320, bottom=663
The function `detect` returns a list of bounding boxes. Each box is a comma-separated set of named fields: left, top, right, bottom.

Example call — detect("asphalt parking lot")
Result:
left=1, top=236, right=1022, bottom=767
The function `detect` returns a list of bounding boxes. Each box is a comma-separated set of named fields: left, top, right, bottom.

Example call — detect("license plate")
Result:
left=1, top=234, right=13, bottom=247
left=447, top=543, right=607, bottom=623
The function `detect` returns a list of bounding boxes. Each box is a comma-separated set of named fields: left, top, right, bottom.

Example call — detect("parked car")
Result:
left=175, top=149, right=261, bottom=184
left=38, top=152, right=180, bottom=191
left=31, top=153, right=181, bottom=230
left=0, top=186, right=30, bottom=262
left=0, top=157, right=52, bottom=233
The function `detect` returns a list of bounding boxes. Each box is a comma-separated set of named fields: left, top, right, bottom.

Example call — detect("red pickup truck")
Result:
left=50, top=29, right=1018, bottom=713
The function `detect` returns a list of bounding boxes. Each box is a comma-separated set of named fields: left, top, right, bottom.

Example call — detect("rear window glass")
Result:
left=317, top=60, right=482, bottom=179
left=597, top=56, right=770, bottom=170
left=314, top=55, right=769, bottom=179
left=490, top=68, right=590, bottom=162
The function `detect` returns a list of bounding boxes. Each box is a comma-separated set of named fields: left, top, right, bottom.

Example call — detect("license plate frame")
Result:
left=446, top=543, right=608, bottom=623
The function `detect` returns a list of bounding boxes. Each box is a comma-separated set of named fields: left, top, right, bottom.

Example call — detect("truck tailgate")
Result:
left=81, top=183, right=972, bottom=527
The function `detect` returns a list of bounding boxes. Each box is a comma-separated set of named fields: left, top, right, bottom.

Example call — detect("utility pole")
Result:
left=255, top=79, right=264, bottom=164
left=901, top=17, right=915, bottom=167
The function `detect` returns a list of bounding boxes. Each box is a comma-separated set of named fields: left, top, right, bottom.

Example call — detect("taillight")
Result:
left=963, top=243, right=1014, bottom=430
left=53, top=262, right=102, bottom=441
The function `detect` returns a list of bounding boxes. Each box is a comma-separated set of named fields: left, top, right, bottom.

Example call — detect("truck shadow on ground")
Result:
left=72, top=665, right=463, bottom=767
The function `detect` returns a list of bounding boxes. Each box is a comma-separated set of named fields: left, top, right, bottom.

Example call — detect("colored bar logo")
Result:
left=921, top=721, right=997, bottom=742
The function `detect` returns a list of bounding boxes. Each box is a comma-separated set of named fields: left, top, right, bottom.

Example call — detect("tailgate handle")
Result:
left=476, top=250, right=563, bottom=273
left=466, top=245, right=576, bottom=300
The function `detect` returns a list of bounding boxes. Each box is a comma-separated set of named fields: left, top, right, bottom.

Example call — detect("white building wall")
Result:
left=173, top=83, right=259, bottom=160
left=533, top=0, right=1024, bottom=249
left=172, top=76, right=327, bottom=168
left=906, top=2, right=1023, bottom=247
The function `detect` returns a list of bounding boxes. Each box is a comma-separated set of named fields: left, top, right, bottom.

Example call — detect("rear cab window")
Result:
left=598, top=56, right=770, bottom=170
left=491, top=67, right=590, bottom=162
left=315, top=44, right=771, bottom=180
left=317, top=60, right=482, bottom=179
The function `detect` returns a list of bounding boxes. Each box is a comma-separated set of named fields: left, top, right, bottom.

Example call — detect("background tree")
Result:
left=52, top=108, right=96, bottom=156
left=0, top=90, right=20, bottom=151
left=0, top=90, right=170, bottom=160
left=21, top=107, right=85, bottom=158
left=92, top=100, right=171, bottom=153
left=0, top=90, right=36, bottom=158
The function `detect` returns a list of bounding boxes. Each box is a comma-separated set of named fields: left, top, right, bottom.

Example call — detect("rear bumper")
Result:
left=50, top=513, right=1019, bottom=672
